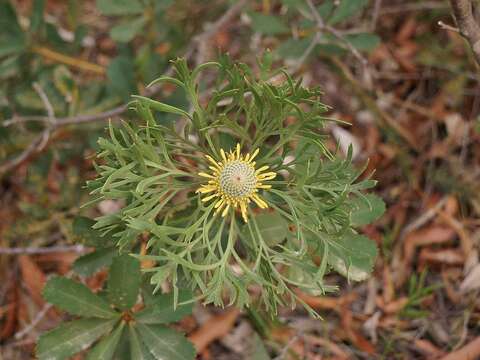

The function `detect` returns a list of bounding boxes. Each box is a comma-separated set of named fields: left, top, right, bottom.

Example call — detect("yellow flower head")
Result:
left=196, top=143, right=276, bottom=222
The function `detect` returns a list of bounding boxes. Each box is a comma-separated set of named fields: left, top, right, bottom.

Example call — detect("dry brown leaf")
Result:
left=188, top=307, right=240, bottom=352
left=460, top=264, right=480, bottom=293
left=381, top=297, right=409, bottom=314
left=403, top=226, right=457, bottom=266
left=413, top=338, right=445, bottom=358
left=304, top=334, right=350, bottom=359
left=438, top=211, right=473, bottom=256
left=270, top=327, right=307, bottom=358
left=395, top=17, right=417, bottom=44
left=296, top=291, right=357, bottom=312
left=419, top=248, right=465, bottom=267
left=18, top=255, right=46, bottom=307
left=341, top=308, right=376, bottom=354
left=0, top=276, right=18, bottom=340
left=440, top=336, right=480, bottom=360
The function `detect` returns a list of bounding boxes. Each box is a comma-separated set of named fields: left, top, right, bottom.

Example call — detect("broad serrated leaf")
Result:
left=37, top=318, right=117, bottom=360
left=96, top=0, right=143, bottom=15
left=0, top=2, right=26, bottom=57
left=350, top=193, right=385, bottom=227
left=110, top=16, right=146, bottom=42
left=113, top=323, right=132, bottom=360
left=328, top=233, right=378, bottom=281
left=136, top=324, right=196, bottom=360
left=72, top=216, right=106, bottom=247
left=107, top=55, right=136, bottom=100
left=43, top=277, right=118, bottom=319
left=328, top=0, right=369, bottom=25
left=73, top=247, right=117, bottom=277
left=345, top=33, right=381, bottom=51
left=276, top=37, right=312, bottom=59
left=30, top=0, right=45, bottom=33
left=85, top=321, right=125, bottom=360
left=129, top=324, right=154, bottom=360
left=135, top=290, right=193, bottom=325
left=249, top=13, right=289, bottom=35
left=107, top=254, right=141, bottom=310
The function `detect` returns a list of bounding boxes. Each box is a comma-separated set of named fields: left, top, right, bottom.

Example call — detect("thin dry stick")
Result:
left=448, top=0, right=480, bottom=66
left=0, top=83, right=57, bottom=175
left=0, top=244, right=87, bottom=255
left=1, top=0, right=249, bottom=176
left=304, top=0, right=373, bottom=88
left=14, top=304, right=54, bottom=340
left=380, top=1, right=449, bottom=14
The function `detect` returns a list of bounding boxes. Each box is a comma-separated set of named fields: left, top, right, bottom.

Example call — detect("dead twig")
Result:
left=0, top=245, right=87, bottom=255
left=0, top=83, right=56, bottom=176
left=447, top=0, right=480, bottom=66
left=14, top=304, right=53, bottom=340
left=1, top=0, right=248, bottom=176
left=303, top=0, right=373, bottom=88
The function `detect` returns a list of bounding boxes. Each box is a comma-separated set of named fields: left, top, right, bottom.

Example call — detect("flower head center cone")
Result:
left=220, top=160, right=256, bottom=197
left=196, top=143, right=277, bottom=222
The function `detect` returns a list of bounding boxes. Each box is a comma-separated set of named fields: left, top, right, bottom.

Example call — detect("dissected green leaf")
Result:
left=328, top=0, right=369, bottom=25
left=43, top=277, right=118, bottom=318
left=328, top=233, right=378, bottom=281
left=107, top=254, right=141, bottom=310
left=129, top=324, right=154, bottom=360
left=136, top=324, right=196, bottom=360
left=249, top=13, right=289, bottom=35
left=96, top=0, right=144, bottom=15
left=73, top=247, right=117, bottom=276
left=37, top=318, right=117, bottom=360
left=350, top=193, right=385, bottom=227
left=110, top=17, right=146, bottom=42
left=135, top=290, right=193, bottom=325
left=86, top=321, right=125, bottom=360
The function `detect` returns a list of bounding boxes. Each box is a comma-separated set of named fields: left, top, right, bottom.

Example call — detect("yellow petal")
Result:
left=220, top=149, right=227, bottom=162
left=221, top=203, right=230, bottom=217
left=257, top=172, right=276, bottom=180
left=198, top=172, right=215, bottom=179
left=255, top=165, right=270, bottom=174
left=240, top=201, right=248, bottom=222
left=214, top=198, right=225, bottom=209
left=252, top=194, right=268, bottom=209
left=236, top=143, right=240, bottom=159
left=201, top=194, right=218, bottom=202
left=256, top=184, right=272, bottom=189
left=197, top=186, right=216, bottom=193
left=248, top=148, right=259, bottom=163
left=206, top=155, right=221, bottom=168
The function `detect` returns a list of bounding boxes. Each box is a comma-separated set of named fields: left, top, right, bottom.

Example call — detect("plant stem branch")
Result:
left=1, top=0, right=248, bottom=176
left=448, top=0, right=480, bottom=66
